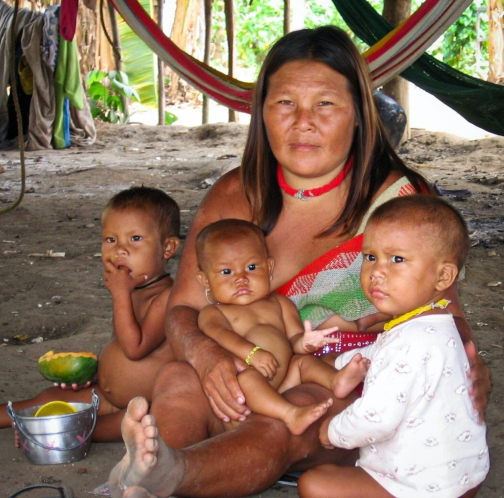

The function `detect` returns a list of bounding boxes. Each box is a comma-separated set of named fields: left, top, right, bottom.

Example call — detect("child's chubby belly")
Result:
left=97, top=338, right=173, bottom=409
left=245, top=326, right=293, bottom=389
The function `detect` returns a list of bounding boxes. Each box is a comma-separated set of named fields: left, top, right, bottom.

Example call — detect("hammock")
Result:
left=110, top=0, right=504, bottom=135
left=109, top=0, right=252, bottom=113
left=362, top=0, right=472, bottom=87
left=334, top=0, right=504, bottom=135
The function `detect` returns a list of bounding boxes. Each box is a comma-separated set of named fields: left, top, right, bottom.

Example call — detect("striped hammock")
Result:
left=110, top=0, right=504, bottom=135
left=362, top=0, right=472, bottom=87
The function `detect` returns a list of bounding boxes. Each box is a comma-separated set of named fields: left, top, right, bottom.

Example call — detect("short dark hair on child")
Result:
left=103, top=186, right=180, bottom=239
left=196, top=219, right=267, bottom=270
left=367, top=195, right=470, bottom=270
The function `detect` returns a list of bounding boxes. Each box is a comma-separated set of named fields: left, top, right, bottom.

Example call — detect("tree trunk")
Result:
left=157, top=0, right=165, bottom=125
left=168, top=0, right=199, bottom=100
left=284, top=0, right=290, bottom=34
left=202, top=0, right=212, bottom=124
left=224, top=0, right=237, bottom=122
left=107, top=1, right=128, bottom=118
left=488, top=0, right=504, bottom=84
left=382, top=0, right=411, bottom=140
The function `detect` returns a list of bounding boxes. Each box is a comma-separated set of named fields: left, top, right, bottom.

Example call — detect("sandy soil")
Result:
left=0, top=122, right=503, bottom=497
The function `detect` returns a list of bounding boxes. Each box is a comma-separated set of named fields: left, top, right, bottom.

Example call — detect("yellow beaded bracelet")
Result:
left=245, top=346, right=261, bottom=365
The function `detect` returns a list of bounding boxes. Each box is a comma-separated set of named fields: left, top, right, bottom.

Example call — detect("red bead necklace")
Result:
left=277, top=157, right=353, bottom=201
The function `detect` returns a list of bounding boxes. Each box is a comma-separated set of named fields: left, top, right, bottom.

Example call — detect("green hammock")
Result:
left=333, top=0, right=504, bottom=136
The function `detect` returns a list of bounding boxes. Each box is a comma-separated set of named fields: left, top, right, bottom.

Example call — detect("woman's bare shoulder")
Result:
left=372, top=170, right=405, bottom=199
left=202, top=168, right=250, bottom=219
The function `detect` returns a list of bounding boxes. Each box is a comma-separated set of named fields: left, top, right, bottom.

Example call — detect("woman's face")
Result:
left=263, top=60, right=356, bottom=188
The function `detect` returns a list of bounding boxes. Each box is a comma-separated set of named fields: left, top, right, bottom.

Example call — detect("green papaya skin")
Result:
left=38, top=351, right=98, bottom=385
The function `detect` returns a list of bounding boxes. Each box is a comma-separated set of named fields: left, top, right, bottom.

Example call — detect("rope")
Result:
left=0, top=0, right=26, bottom=215
left=100, top=0, right=122, bottom=63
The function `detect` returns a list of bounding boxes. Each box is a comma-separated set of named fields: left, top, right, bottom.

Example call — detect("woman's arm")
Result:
left=166, top=169, right=253, bottom=422
left=198, top=305, right=256, bottom=360
left=445, top=284, right=491, bottom=422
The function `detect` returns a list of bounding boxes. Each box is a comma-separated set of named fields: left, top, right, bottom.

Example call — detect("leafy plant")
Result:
left=427, top=1, right=488, bottom=77
left=207, top=0, right=489, bottom=80
left=86, top=70, right=140, bottom=123
left=117, top=0, right=158, bottom=107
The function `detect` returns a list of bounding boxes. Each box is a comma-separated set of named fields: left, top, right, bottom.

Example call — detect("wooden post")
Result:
left=488, top=0, right=504, bottom=83
left=202, top=0, right=212, bottom=124
left=107, top=1, right=128, bottom=118
left=224, top=0, right=237, bottom=122
left=284, top=0, right=290, bottom=34
left=157, top=0, right=165, bottom=125
left=382, top=0, right=411, bottom=140
left=168, top=0, right=199, bottom=101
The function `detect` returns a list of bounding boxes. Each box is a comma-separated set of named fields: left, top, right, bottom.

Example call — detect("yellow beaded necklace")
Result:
left=383, top=299, right=451, bottom=331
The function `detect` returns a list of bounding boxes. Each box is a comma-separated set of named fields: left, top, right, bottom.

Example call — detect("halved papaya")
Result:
left=38, top=351, right=98, bottom=385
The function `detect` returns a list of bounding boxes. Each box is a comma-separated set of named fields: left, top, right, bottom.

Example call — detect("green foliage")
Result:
left=427, top=2, right=488, bottom=76
left=209, top=0, right=394, bottom=77
left=208, top=0, right=488, bottom=80
left=117, top=0, right=158, bottom=106
left=86, top=70, right=140, bottom=123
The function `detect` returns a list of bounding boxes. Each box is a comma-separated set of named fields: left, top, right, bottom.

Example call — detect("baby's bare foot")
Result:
left=108, top=397, right=184, bottom=498
left=332, top=353, right=370, bottom=398
left=284, top=398, right=333, bottom=436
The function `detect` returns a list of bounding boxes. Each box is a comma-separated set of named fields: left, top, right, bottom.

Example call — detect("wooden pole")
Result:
left=157, top=0, right=165, bottom=125
left=106, top=1, right=128, bottom=118
left=382, top=0, right=411, bottom=140
left=488, top=0, right=504, bottom=83
left=168, top=0, right=199, bottom=101
left=202, top=0, right=212, bottom=124
left=284, top=0, right=290, bottom=34
left=224, top=0, right=237, bottom=122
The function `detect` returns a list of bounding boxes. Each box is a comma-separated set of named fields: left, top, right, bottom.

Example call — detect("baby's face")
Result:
left=101, top=207, right=166, bottom=279
left=200, top=234, right=273, bottom=305
left=360, top=221, right=443, bottom=318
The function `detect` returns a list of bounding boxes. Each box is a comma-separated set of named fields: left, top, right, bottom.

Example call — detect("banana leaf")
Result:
left=117, top=0, right=158, bottom=106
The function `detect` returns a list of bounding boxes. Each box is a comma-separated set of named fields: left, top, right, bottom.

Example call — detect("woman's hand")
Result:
left=355, top=312, right=390, bottom=331
left=465, top=340, right=492, bottom=423
left=451, top=311, right=492, bottom=423
left=195, top=341, right=251, bottom=423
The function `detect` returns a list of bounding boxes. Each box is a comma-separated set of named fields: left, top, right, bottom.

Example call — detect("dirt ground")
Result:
left=0, top=122, right=503, bottom=497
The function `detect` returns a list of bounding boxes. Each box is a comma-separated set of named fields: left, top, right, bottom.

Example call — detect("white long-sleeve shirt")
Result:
left=330, top=314, right=489, bottom=498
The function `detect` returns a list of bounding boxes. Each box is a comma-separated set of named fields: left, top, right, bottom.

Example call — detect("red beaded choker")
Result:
left=277, top=157, right=353, bottom=201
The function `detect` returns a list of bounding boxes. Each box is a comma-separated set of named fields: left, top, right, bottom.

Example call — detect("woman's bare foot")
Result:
left=123, top=486, right=157, bottom=498
left=108, top=397, right=184, bottom=498
left=284, top=398, right=333, bottom=435
left=331, top=353, right=370, bottom=398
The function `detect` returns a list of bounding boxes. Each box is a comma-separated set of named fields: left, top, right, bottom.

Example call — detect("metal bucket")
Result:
left=7, top=391, right=100, bottom=465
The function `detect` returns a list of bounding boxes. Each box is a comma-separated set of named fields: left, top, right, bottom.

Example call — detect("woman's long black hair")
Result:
left=240, top=25, right=432, bottom=236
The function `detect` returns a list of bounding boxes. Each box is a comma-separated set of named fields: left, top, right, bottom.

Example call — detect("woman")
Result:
left=109, top=26, right=490, bottom=498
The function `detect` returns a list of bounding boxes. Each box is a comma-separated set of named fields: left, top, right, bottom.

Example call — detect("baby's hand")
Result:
left=55, top=381, right=91, bottom=390
left=55, top=378, right=95, bottom=391
left=302, top=320, right=340, bottom=353
left=103, top=261, right=147, bottom=294
left=248, top=349, right=278, bottom=381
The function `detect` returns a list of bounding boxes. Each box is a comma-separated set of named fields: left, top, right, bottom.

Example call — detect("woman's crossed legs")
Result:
left=108, top=361, right=358, bottom=498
